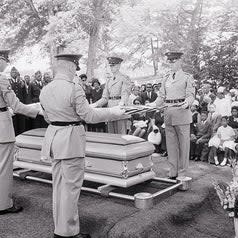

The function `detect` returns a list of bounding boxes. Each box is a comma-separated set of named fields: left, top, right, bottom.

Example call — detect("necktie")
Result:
left=172, top=73, right=176, bottom=80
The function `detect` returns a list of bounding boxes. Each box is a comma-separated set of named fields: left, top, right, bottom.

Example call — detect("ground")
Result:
left=0, top=156, right=235, bottom=238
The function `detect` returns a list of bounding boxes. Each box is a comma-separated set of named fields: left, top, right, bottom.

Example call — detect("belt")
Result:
left=109, top=96, right=121, bottom=100
left=0, top=107, right=8, bottom=112
left=50, top=121, right=83, bottom=126
left=165, top=99, right=185, bottom=103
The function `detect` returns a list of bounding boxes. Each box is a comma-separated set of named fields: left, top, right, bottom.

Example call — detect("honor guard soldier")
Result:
left=154, top=51, right=195, bottom=179
left=91, top=56, right=131, bottom=134
left=0, top=49, right=40, bottom=215
left=39, top=53, right=125, bottom=238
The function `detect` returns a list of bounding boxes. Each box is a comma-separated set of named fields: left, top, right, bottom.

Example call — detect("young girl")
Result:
left=129, top=97, right=149, bottom=138
left=209, top=116, right=236, bottom=166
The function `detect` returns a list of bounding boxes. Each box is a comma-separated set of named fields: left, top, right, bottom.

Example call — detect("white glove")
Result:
left=180, top=101, right=189, bottom=109
left=38, top=107, right=44, bottom=116
left=109, top=106, right=126, bottom=117
left=90, top=103, right=97, bottom=108
left=8, top=107, right=15, bottom=116
left=146, top=102, right=156, bottom=107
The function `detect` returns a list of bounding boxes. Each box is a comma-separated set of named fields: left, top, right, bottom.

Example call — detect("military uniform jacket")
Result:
left=0, top=74, right=39, bottom=143
left=39, top=73, right=120, bottom=160
left=95, top=72, right=131, bottom=107
left=155, top=69, right=195, bottom=126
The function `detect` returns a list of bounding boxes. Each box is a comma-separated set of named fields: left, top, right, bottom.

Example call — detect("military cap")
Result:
left=79, top=74, right=87, bottom=79
left=91, top=78, right=100, bottom=86
left=0, top=49, right=10, bottom=62
left=165, top=52, right=183, bottom=61
left=55, top=54, right=82, bottom=71
left=107, top=56, right=123, bottom=66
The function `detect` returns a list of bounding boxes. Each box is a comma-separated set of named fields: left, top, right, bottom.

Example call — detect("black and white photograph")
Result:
left=0, top=0, right=238, bottom=237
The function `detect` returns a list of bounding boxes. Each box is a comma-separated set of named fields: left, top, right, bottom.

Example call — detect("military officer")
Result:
left=0, top=49, right=40, bottom=215
left=154, top=52, right=195, bottom=179
left=91, top=56, right=131, bottom=134
left=39, top=53, right=125, bottom=238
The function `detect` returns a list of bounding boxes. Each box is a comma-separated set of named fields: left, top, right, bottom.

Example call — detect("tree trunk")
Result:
left=86, top=0, right=104, bottom=82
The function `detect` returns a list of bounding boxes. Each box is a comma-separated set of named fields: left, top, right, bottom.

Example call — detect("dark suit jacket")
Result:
left=9, top=78, right=26, bottom=103
left=29, top=80, right=43, bottom=103
left=196, top=120, right=211, bottom=141
left=141, top=91, right=158, bottom=104
left=228, top=116, right=238, bottom=129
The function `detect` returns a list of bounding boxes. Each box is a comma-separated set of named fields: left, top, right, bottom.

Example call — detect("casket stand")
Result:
left=13, top=129, right=189, bottom=209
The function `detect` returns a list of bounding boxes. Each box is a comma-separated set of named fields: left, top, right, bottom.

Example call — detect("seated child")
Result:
left=208, top=116, right=236, bottom=166
left=129, top=98, right=148, bottom=138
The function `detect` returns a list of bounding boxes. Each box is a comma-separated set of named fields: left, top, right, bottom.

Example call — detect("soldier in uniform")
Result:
left=39, top=53, right=125, bottom=238
left=0, top=50, right=41, bottom=215
left=154, top=52, right=195, bottom=179
left=91, top=56, right=131, bottom=134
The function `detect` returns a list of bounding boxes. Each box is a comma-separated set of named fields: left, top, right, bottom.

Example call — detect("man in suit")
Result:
left=40, top=52, right=125, bottom=238
left=91, top=56, right=131, bottom=134
left=141, top=83, right=158, bottom=104
left=0, top=49, right=40, bottom=215
left=9, top=67, right=27, bottom=135
left=154, top=51, right=195, bottom=179
left=29, top=70, right=47, bottom=128
left=190, top=111, right=211, bottom=161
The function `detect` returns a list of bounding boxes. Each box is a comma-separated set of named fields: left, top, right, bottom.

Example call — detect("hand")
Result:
left=146, top=102, right=156, bottom=107
left=109, top=106, right=126, bottom=117
left=180, top=101, right=189, bottom=109
left=90, top=103, right=97, bottom=108
left=38, top=107, right=44, bottom=116
left=8, top=107, right=15, bottom=116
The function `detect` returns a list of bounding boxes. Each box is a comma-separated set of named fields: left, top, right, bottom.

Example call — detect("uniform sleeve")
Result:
left=119, top=75, right=131, bottom=106
left=155, top=78, right=166, bottom=108
left=94, top=81, right=109, bottom=107
left=0, top=77, right=39, bottom=118
left=185, top=74, right=195, bottom=106
left=73, top=84, right=119, bottom=123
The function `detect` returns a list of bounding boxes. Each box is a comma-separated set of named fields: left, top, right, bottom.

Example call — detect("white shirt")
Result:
left=214, top=97, right=231, bottom=116
left=217, top=125, right=235, bottom=141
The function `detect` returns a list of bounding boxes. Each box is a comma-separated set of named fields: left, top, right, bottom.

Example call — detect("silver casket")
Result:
left=14, top=129, right=155, bottom=187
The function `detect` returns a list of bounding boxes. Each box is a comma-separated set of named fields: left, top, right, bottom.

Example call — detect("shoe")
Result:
left=220, top=158, right=227, bottom=167
left=214, top=156, right=219, bottom=166
left=168, top=176, right=177, bottom=180
left=194, top=157, right=201, bottom=161
left=54, top=234, right=91, bottom=238
left=0, top=205, right=23, bottom=215
left=161, top=151, right=168, bottom=157
left=80, top=234, right=91, bottom=238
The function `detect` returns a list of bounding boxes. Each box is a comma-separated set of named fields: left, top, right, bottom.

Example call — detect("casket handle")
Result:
left=85, top=161, right=93, bottom=168
left=136, top=163, right=144, bottom=172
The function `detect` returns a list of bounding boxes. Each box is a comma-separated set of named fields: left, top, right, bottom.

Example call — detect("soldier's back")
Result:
left=40, top=80, right=79, bottom=122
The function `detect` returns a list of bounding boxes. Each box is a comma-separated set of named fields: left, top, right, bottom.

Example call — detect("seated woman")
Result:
left=208, top=116, right=236, bottom=166
left=207, top=104, right=222, bottom=164
left=129, top=97, right=149, bottom=138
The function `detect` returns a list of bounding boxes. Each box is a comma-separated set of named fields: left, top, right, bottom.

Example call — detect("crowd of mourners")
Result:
left=8, top=65, right=238, bottom=167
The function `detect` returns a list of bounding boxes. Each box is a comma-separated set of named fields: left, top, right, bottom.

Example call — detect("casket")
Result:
left=14, top=129, right=155, bottom=187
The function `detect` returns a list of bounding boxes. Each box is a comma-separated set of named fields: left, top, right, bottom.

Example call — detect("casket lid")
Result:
left=22, top=129, right=146, bottom=145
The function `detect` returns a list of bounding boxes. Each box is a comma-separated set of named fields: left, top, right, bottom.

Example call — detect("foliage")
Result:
left=1, top=0, right=238, bottom=82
